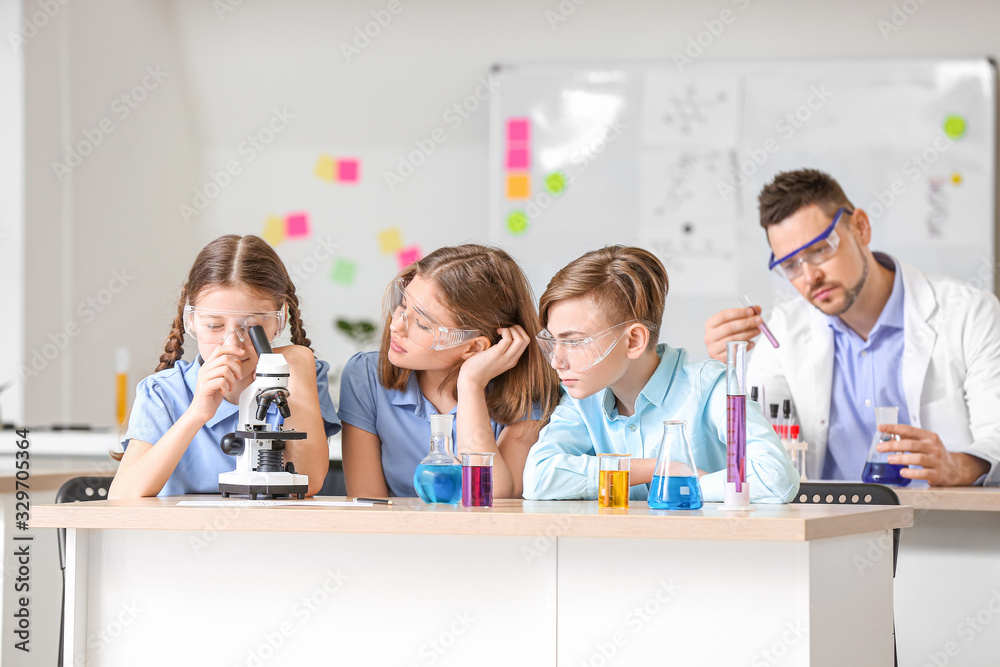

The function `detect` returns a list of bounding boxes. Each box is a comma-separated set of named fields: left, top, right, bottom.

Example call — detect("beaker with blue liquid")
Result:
left=413, top=414, right=463, bottom=504
left=648, top=420, right=703, bottom=510
left=862, top=406, right=911, bottom=487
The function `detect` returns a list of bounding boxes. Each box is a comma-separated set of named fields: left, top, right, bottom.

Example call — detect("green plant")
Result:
left=334, top=318, right=378, bottom=348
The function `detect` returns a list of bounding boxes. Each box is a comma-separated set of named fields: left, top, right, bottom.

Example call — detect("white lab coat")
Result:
left=747, top=253, right=1000, bottom=482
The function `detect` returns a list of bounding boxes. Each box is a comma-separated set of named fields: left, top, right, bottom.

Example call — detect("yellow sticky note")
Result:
left=378, top=227, right=404, bottom=255
left=506, top=174, right=530, bottom=199
left=262, top=216, right=285, bottom=246
left=314, top=154, right=336, bottom=182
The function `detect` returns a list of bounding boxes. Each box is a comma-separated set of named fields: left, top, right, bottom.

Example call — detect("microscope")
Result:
left=218, top=325, right=309, bottom=499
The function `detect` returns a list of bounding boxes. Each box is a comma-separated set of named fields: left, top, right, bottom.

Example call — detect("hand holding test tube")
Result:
left=740, top=295, right=779, bottom=349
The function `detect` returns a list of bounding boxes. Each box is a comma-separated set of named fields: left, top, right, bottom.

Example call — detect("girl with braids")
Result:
left=110, top=235, right=340, bottom=499
left=339, top=244, right=558, bottom=499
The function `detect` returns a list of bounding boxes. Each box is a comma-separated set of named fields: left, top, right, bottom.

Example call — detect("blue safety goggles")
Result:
left=768, top=207, right=853, bottom=278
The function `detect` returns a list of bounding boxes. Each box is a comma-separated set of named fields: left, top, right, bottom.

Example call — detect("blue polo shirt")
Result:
left=339, top=351, right=519, bottom=498
left=824, top=256, right=910, bottom=481
left=123, top=356, right=341, bottom=496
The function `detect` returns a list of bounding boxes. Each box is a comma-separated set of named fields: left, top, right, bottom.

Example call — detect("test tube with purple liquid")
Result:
left=741, top=294, right=779, bottom=349
left=723, top=340, right=753, bottom=510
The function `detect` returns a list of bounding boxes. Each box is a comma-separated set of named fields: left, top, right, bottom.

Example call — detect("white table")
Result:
left=894, top=486, right=1000, bottom=666
left=33, top=497, right=911, bottom=667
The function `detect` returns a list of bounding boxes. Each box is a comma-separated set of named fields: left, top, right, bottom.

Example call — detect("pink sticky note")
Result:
left=286, top=212, right=310, bottom=239
left=507, top=118, right=530, bottom=143
left=396, top=245, right=422, bottom=269
left=338, top=158, right=359, bottom=183
left=506, top=148, right=530, bottom=171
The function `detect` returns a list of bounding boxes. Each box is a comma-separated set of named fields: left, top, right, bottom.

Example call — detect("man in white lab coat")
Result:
left=704, top=169, right=1000, bottom=486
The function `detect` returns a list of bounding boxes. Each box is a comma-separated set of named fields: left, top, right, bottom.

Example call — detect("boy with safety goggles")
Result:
left=522, top=245, right=798, bottom=503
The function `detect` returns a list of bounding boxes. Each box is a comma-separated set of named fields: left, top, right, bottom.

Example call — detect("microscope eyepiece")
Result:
left=248, top=325, right=273, bottom=356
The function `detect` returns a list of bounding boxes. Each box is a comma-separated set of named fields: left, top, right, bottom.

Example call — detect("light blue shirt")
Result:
left=522, top=344, right=799, bottom=503
left=123, top=357, right=341, bottom=496
left=824, top=256, right=910, bottom=481
left=338, top=351, right=511, bottom=497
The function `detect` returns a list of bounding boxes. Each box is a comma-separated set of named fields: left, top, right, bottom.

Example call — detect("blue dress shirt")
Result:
left=823, top=257, right=911, bottom=481
left=522, top=344, right=799, bottom=503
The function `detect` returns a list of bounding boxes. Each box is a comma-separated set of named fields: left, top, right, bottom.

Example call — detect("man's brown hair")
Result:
left=758, top=169, right=854, bottom=228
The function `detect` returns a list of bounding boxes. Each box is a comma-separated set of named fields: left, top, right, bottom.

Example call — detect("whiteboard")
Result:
left=488, top=59, right=997, bottom=358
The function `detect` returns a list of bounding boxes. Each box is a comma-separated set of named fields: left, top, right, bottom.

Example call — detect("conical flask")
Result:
left=862, top=406, right=911, bottom=487
left=413, top=414, right=463, bottom=504
left=648, top=420, right=703, bottom=510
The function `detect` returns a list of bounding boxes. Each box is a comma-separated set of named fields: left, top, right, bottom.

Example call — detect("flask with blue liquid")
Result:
left=413, top=413, right=463, bottom=504
left=862, top=406, right=911, bottom=487
left=648, top=420, right=703, bottom=510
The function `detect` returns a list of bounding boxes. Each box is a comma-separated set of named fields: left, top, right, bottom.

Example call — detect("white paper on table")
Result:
left=175, top=500, right=374, bottom=508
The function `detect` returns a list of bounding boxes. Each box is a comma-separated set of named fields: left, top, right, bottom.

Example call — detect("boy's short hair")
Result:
left=539, top=245, right=667, bottom=349
left=758, top=169, right=854, bottom=228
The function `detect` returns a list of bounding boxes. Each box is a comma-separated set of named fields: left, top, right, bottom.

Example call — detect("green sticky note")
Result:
left=544, top=171, right=567, bottom=195
left=506, top=211, right=529, bottom=236
left=943, top=115, right=967, bottom=140
left=331, top=258, right=357, bottom=285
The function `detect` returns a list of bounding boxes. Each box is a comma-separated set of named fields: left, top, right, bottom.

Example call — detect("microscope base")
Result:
left=219, top=471, right=310, bottom=500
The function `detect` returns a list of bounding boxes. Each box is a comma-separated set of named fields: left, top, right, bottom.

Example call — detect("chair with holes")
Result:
left=55, top=476, right=115, bottom=667
left=792, top=481, right=901, bottom=573
left=792, top=481, right=901, bottom=666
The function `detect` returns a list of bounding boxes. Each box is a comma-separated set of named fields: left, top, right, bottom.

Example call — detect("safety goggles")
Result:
left=183, top=305, right=286, bottom=346
left=768, top=207, right=852, bottom=280
left=388, top=279, right=481, bottom=350
left=535, top=321, right=638, bottom=372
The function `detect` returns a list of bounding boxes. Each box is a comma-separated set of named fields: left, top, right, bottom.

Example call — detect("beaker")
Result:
left=598, top=454, right=630, bottom=509
left=413, top=414, right=463, bottom=504
left=461, top=452, right=494, bottom=507
left=648, top=421, right=703, bottom=510
left=862, top=406, right=911, bottom=487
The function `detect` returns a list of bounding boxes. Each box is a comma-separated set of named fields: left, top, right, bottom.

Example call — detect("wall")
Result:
left=11, top=0, right=1000, bottom=425
left=0, top=0, right=24, bottom=425
left=20, top=0, right=200, bottom=425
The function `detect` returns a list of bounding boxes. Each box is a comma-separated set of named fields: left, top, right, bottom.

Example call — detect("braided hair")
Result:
left=155, top=235, right=312, bottom=372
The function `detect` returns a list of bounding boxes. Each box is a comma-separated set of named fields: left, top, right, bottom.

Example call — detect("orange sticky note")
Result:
left=378, top=228, right=404, bottom=255
left=262, top=216, right=285, bottom=246
left=314, top=154, right=336, bottom=182
left=506, top=174, right=530, bottom=199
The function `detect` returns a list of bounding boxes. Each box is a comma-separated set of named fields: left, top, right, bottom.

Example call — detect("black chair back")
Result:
left=55, top=475, right=114, bottom=667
